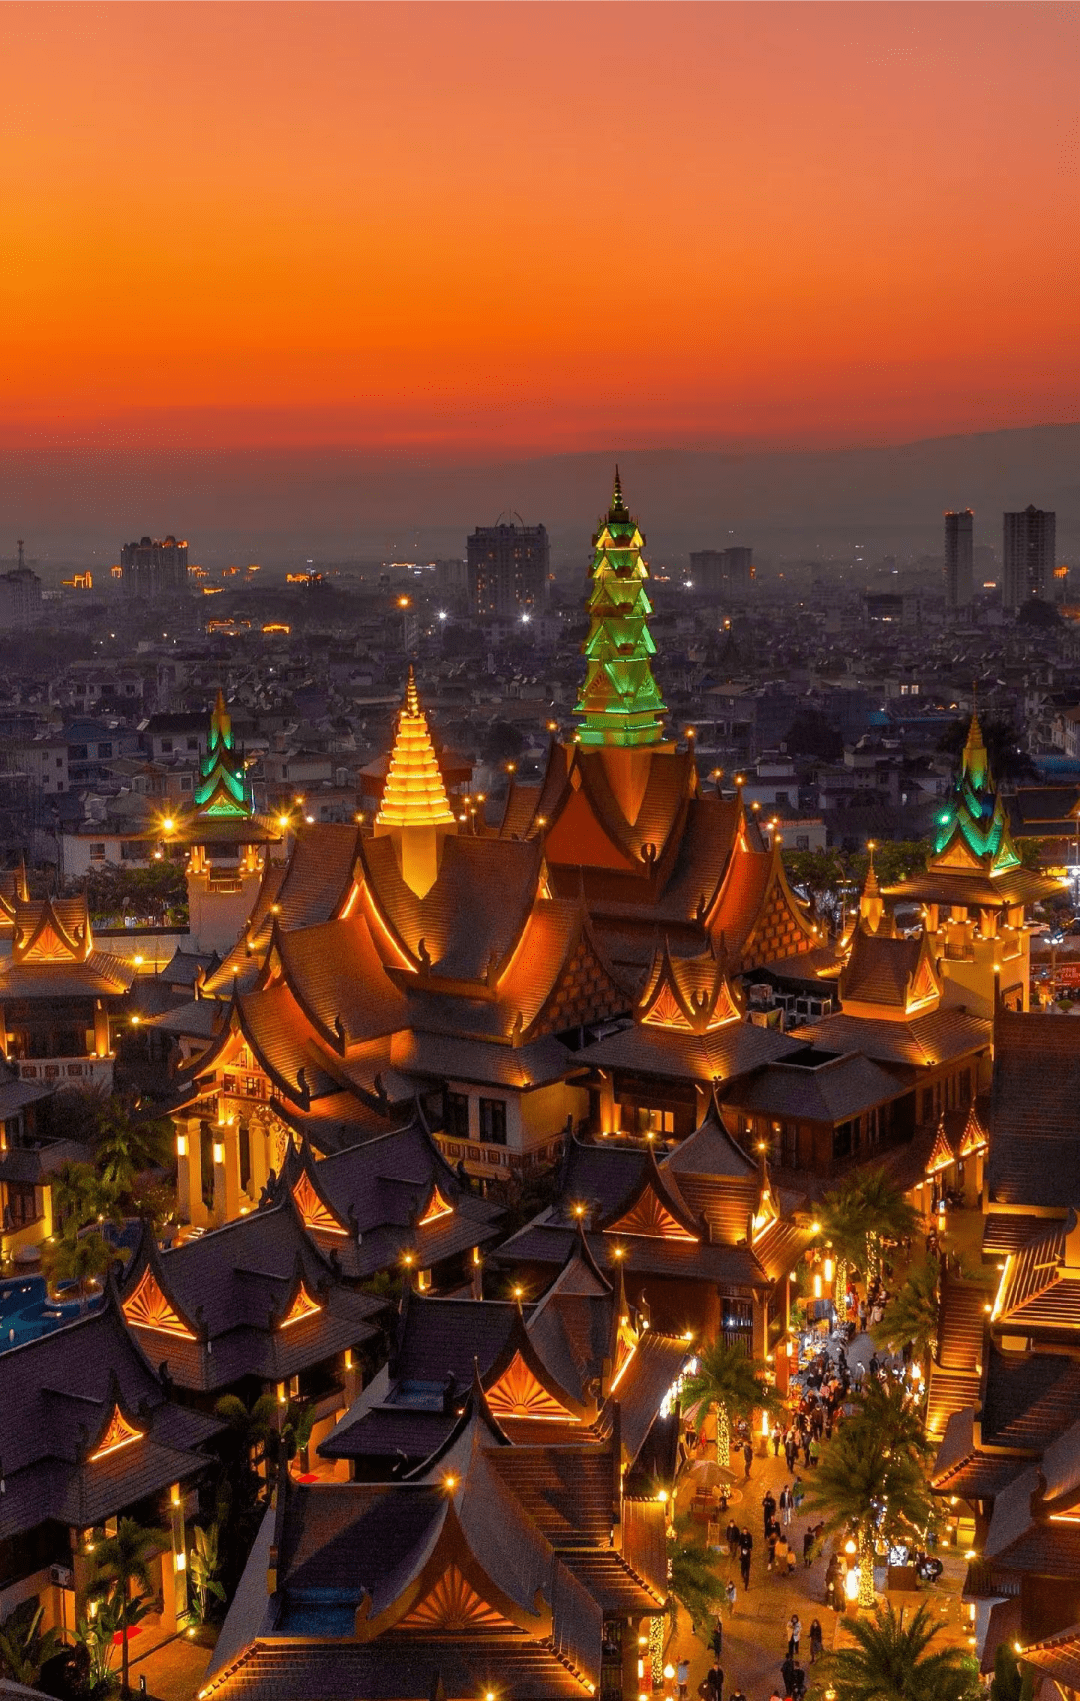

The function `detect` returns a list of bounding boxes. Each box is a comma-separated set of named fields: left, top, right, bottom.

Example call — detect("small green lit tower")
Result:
left=574, top=471, right=667, bottom=748
left=194, top=690, right=254, bottom=818
left=930, top=713, right=1021, bottom=873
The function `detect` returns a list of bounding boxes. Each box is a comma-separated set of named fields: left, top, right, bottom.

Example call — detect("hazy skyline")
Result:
left=3, top=2, right=1078, bottom=465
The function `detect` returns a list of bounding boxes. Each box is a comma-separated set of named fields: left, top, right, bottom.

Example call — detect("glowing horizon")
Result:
left=1, top=2, right=1077, bottom=455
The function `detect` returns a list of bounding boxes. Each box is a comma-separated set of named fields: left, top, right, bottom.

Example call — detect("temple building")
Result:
left=492, top=1101, right=811, bottom=1358
left=116, top=1189, right=386, bottom=1458
left=203, top=1385, right=669, bottom=1701
left=0, top=1283, right=222, bottom=1639
left=154, top=477, right=831, bottom=1226
left=172, top=691, right=287, bottom=955
left=883, top=714, right=1061, bottom=1016
left=0, top=892, right=134, bottom=1092
left=321, top=1229, right=688, bottom=1483
left=928, top=1016, right=1080, bottom=1676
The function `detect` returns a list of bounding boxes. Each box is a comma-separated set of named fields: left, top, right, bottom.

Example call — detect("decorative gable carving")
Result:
left=606, top=1184, right=697, bottom=1243
left=292, top=1170, right=347, bottom=1237
left=397, top=1564, right=514, bottom=1631
left=279, top=1282, right=322, bottom=1329
left=485, top=1351, right=579, bottom=1422
left=529, top=931, right=625, bottom=1039
left=122, top=1268, right=196, bottom=1339
left=418, top=1186, right=454, bottom=1227
left=90, top=1405, right=144, bottom=1461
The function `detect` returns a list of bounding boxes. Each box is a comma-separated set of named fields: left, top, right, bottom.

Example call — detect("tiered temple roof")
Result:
left=117, top=1193, right=385, bottom=1391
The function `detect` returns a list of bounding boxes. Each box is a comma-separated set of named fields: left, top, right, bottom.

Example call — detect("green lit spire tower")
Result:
left=930, top=713, right=1021, bottom=874
left=194, top=690, right=255, bottom=818
left=574, top=471, right=667, bottom=748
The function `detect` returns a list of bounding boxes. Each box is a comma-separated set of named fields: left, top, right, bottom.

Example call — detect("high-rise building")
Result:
left=467, top=521, right=549, bottom=619
left=1003, top=505, right=1056, bottom=611
left=688, top=545, right=754, bottom=597
left=120, top=535, right=189, bottom=600
left=944, top=509, right=974, bottom=609
left=0, top=542, right=42, bottom=629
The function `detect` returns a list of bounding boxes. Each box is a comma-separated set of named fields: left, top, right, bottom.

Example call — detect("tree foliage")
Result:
left=872, top=1258, right=942, bottom=1368
left=0, top=1601, right=61, bottom=1689
left=89, top=1517, right=168, bottom=1697
left=826, top=1600, right=981, bottom=1700
left=666, top=1515, right=724, bottom=1635
left=681, top=1339, right=780, bottom=1468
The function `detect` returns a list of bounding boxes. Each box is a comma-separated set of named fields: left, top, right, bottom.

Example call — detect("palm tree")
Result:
left=817, top=1175, right=873, bottom=1322
left=667, top=1515, right=723, bottom=1636
left=803, top=1383, right=933, bottom=1609
left=872, top=1258, right=941, bottom=1378
left=43, top=1229, right=114, bottom=1309
left=0, top=1602, right=61, bottom=1687
left=848, top=1168, right=919, bottom=1286
left=94, top=1098, right=174, bottom=1197
left=819, top=1168, right=919, bottom=1305
left=89, top=1517, right=167, bottom=1697
left=52, top=1160, right=117, bottom=1235
left=826, top=1600, right=981, bottom=1699
left=681, top=1338, right=780, bottom=1469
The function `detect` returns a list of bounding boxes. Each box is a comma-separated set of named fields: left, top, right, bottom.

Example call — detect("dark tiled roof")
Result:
left=797, top=1007, right=991, bottom=1068
left=204, top=1640, right=592, bottom=1701
left=578, top=1018, right=803, bottom=1084
left=1020, top=1622, right=1080, bottom=1690
left=988, top=1013, right=1080, bottom=1207
left=980, top=1345, right=1080, bottom=1451
left=360, top=834, right=541, bottom=981
left=725, top=1052, right=907, bottom=1124
left=983, top=1212, right=1053, bottom=1257
left=839, top=929, right=925, bottom=1008
left=0, top=1295, right=220, bottom=1542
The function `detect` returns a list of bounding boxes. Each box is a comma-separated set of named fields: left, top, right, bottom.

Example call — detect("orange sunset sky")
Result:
left=1, top=1, right=1077, bottom=455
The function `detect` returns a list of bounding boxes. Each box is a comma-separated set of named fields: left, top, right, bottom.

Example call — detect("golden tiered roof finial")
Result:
left=376, top=667, right=456, bottom=832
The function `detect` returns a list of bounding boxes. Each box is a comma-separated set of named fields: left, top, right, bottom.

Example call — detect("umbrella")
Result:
left=689, top=1459, right=737, bottom=1488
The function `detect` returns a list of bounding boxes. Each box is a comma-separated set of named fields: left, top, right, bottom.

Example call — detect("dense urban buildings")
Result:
left=945, top=508, right=974, bottom=609
left=688, top=544, right=754, bottom=596
left=120, top=534, right=190, bottom=601
left=466, top=518, right=549, bottom=618
left=1002, top=503, right=1056, bottom=609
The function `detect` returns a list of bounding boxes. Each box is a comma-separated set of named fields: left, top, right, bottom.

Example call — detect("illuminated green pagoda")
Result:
left=574, top=471, right=667, bottom=748
left=194, top=690, right=254, bottom=818
left=930, top=713, right=1021, bottom=874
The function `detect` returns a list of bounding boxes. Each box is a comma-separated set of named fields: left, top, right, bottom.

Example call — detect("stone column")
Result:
left=176, top=1119, right=204, bottom=1227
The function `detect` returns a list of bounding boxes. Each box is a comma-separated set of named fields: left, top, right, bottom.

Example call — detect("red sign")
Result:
left=1056, top=964, right=1080, bottom=986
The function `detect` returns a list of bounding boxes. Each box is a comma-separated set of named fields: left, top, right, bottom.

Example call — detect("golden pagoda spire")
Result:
left=859, top=842, right=884, bottom=934
left=374, top=668, right=456, bottom=897
left=376, top=667, right=456, bottom=831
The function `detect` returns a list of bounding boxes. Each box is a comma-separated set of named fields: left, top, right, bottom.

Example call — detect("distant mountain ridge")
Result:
left=2, top=421, right=1077, bottom=570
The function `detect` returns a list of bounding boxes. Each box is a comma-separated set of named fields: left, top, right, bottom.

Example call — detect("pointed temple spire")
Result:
left=574, top=471, right=667, bottom=749
left=931, top=711, right=1021, bottom=873
left=376, top=668, right=456, bottom=831
left=194, top=690, right=254, bottom=818
left=859, top=843, right=885, bottom=934
left=374, top=669, right=457, bottom=898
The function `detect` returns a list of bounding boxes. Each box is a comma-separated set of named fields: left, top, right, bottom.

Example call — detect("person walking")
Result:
left=790, top=1662, right=806, bottom=1700
left=780, top=1653, right=796, bottom=1696
left=771, top=1420, right=783, bottom=1457
left=705, top=1663, right=723, bottom=1701
left=779, top=1483, right=792, bottom=1527
left=739, top=1528, right=753, bottom=1590
left=784, top=1429, right=797, bottom=1473
left=742, top=1438, right=753, bottom=1479
left=710, top=1619, right=723, bottom=1662
left=809, top=1618, right=824, bottom=1663
left=725, top=1578, right=737, bottom=1616
left=786, top=1544, right=797, bottom=1578
left=677, top=1656, right=689, bottom=1700
left=808, top=1435, right=821, bottom=1468
left=787, top=1613, right=801, bottom=1657
left=802, top=1527, right=816, bottom=1568
left=762, top=1490, right=776, bottom=1533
